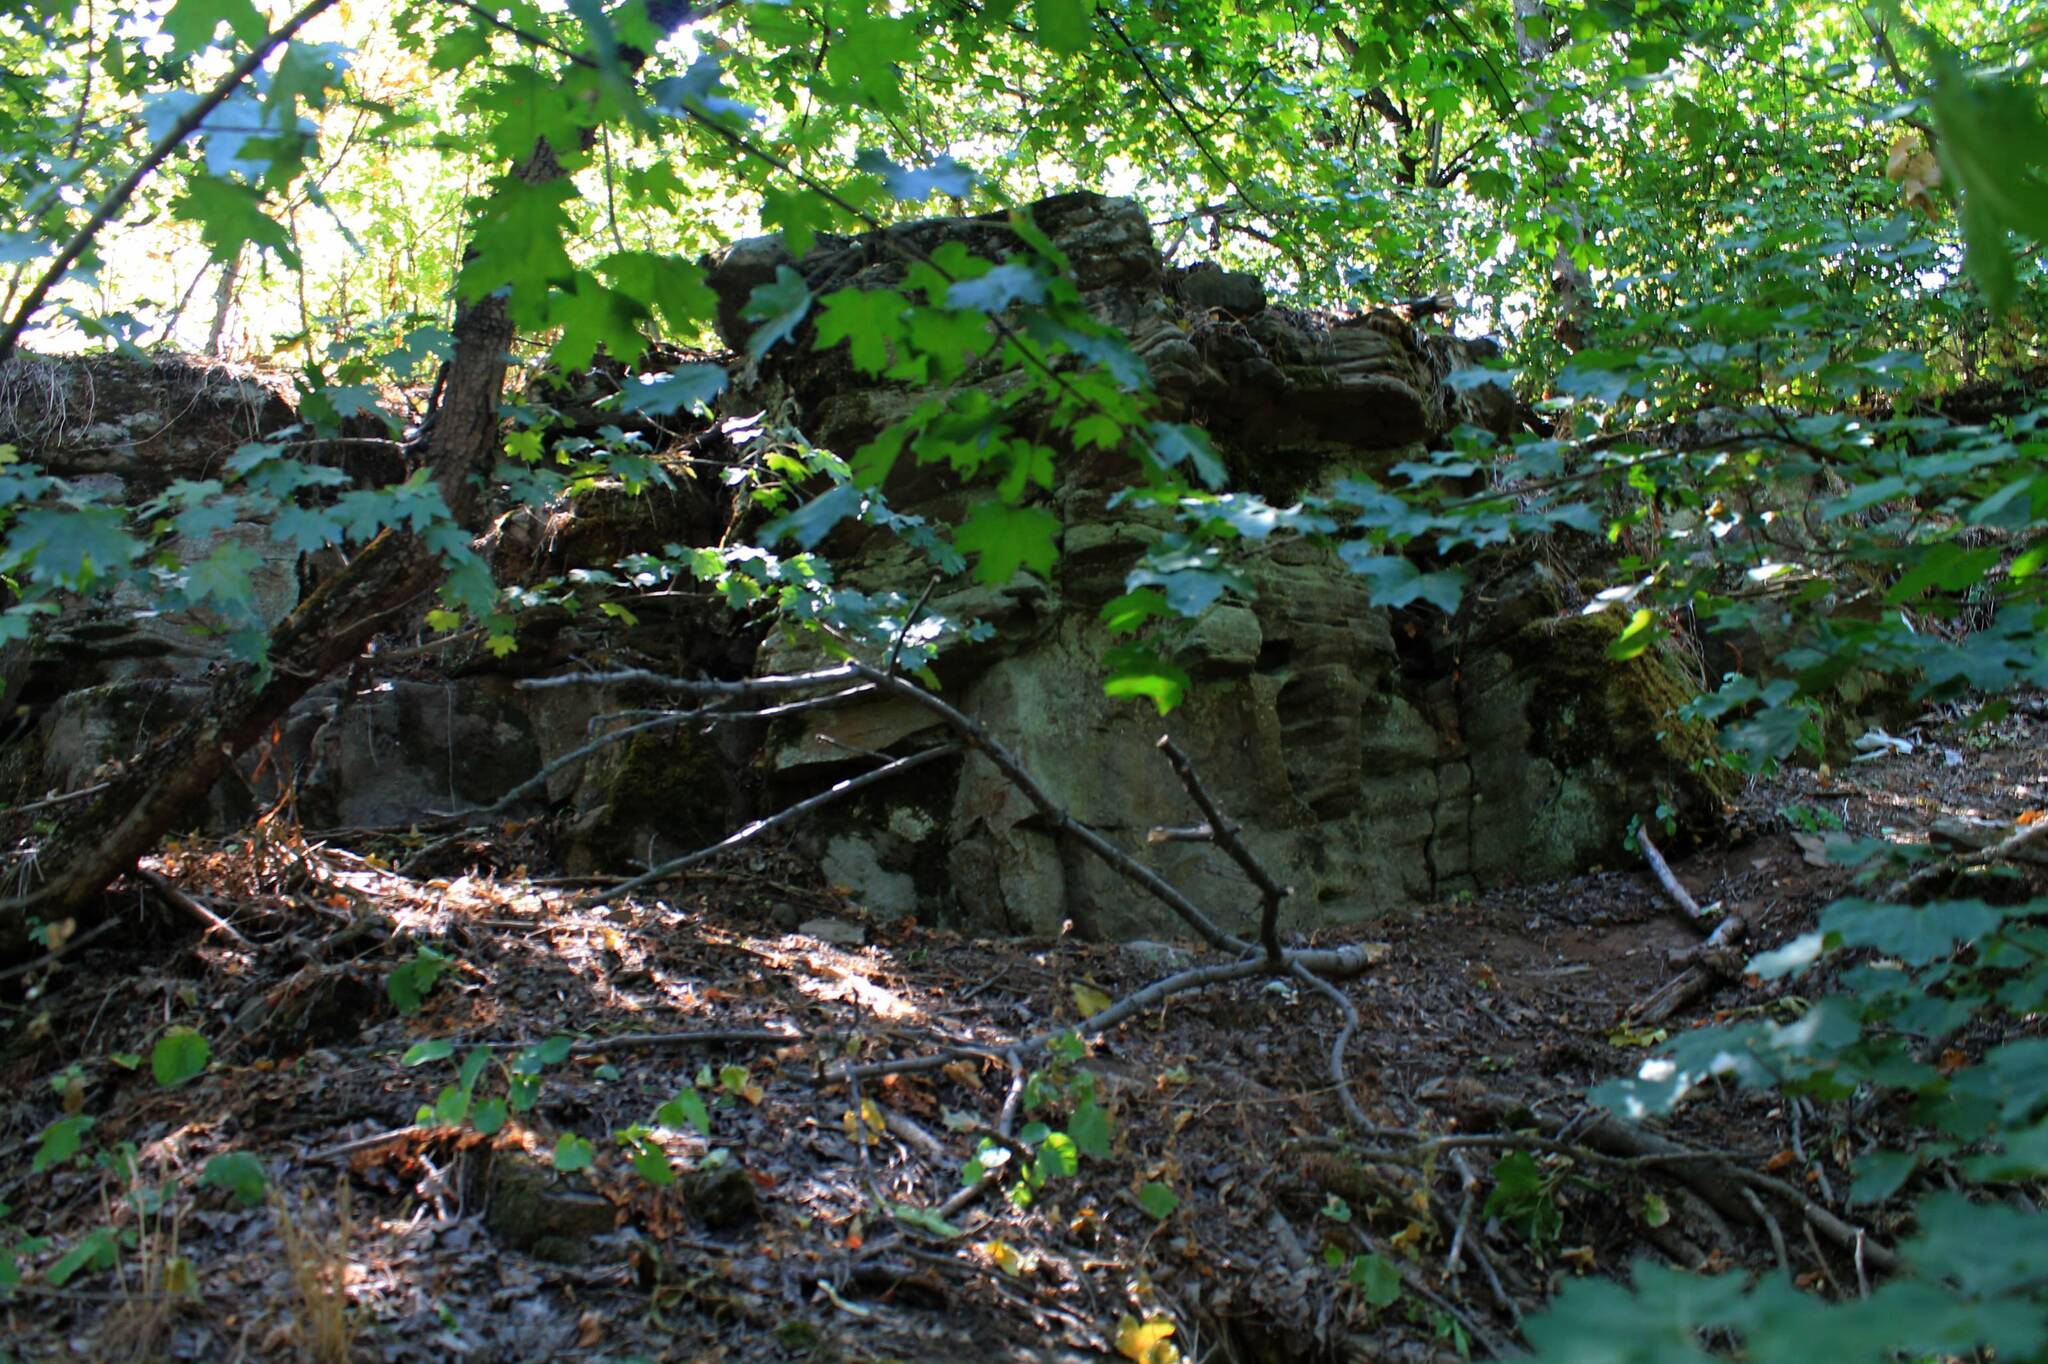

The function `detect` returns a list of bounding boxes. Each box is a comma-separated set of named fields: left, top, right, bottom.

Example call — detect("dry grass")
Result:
left=95, top=1175, right=196, bottom=1363
left=271, top=1180, right=356, bottom=1364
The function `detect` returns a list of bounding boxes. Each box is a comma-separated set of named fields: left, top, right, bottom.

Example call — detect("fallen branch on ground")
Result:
left=600, top=742, right=961, bottom=901
left=1886, top=815, right=2048, bottom=901
left=1629, top=827, right=1746, bottom=1025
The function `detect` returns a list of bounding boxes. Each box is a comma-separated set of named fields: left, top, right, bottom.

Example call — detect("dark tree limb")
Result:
left=844, top=661, right=1246, bottom=954
left=1885, top=816, right=2048, bottom=902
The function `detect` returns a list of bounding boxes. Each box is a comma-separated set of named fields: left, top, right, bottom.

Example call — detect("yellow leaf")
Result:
left=1072, top=981, right=1113, bottom=1017
left=841, top=1099, right=885, bottom=1142
left=1388, top=1221, right=1429, bottom=1257
left=1115, top=1314, right=1180, bottom=1364
left=984, top=1239, right=1027, bottom=1276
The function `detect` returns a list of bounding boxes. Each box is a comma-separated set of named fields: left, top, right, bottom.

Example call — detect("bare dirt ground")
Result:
left=2, top=696, right=2043, bottom=1363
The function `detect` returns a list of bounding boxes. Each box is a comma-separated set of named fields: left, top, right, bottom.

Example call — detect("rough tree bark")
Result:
left=0, top=3, right=696, bottom=959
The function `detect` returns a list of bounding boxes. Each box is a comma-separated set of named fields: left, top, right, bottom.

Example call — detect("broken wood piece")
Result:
left=134, top=865, right=255, bottom=948
left=1632, top=913, right=1747, bottom=1025
left=1928, top=816, right=2048, bottom=867
left=1156, top=734, right=1291, bottom=963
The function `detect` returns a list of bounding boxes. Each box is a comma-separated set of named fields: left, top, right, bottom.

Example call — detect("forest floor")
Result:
left=2, top=696, right=2044, bottom=1363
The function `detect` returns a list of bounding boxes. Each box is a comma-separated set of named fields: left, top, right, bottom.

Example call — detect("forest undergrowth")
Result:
left=1, top=690, right=2041, bottom=1363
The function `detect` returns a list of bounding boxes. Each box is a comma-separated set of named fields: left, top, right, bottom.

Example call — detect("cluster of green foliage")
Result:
left=0, top=0, right=2046, bottom=1356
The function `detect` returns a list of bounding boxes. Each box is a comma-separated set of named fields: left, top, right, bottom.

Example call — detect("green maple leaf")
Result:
left=271, top=505, right=341, bottom=552
left=617, top=364, right=728, bottom=417
left=947, top=262, right=1046, bottom=314
left=1337, top=549, right=1465, bottom=613
left=954, top=500, right=1059, bottom=584
left=457, top=177, right=577, bottom=320
left=175, top=176, right=296, bottom=267
left=760, top=185, right=840, bottom=257
left=814, top=287, right=908, bottom=374
left=853, top=149, right=977, bottom=202
left=1103, top=644, right=1190, bottom=715
left=822, top=9, right=916, bottom=113
left=1034, top=0, right=1094, bottom=54
left=474, top=68, right=590, bottom=164
left=549, top=272, right=650, bottom=370
left=162, top=0, right=267, bottom=56
left=904, top=307, right=993, bottom=381
left=1147, top=421, right=1226, bottom=489
left=184, top=541, right=264, bottom=613
left=599, top=251, right=718, bottom=332
left=1, top=505, right=142, bottom=589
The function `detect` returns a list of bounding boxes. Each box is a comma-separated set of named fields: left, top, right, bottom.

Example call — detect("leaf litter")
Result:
left=0, top=696, right=2043, bottom=1361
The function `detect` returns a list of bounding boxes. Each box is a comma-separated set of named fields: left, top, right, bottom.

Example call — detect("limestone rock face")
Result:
left=707, top=192, right=1728, bottom=937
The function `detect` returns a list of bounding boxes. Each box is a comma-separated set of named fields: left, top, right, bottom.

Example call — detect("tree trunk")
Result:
left=0, top=5, right=695, bottom=960
left=205, top=248, right=242, bottom=357
left=1512, top=0, right=1593, bottom=351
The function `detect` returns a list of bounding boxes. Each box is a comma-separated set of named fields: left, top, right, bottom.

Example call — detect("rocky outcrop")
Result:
left=2, top=196, right=1725, bottom=942
left=705, top=193, right=1725, bottom=937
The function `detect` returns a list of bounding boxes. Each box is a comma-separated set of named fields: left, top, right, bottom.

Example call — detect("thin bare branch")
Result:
left=847, top=662, right=1245, bottom=954
left=599, top=743, right=959, bottom=901
left=1157, top=735, right=1289, bottom=963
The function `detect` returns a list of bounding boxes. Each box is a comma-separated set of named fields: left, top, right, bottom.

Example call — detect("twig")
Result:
left=5, top=781, right=113, bottom=816
left=1157, top=735, right=1289, bottom=963
left=1290, top=961, right=1372, bottom=1131
left=303, top=1125, right=422, bottom=1164
left=1445, top=1148, right=1520, bottom=1325
left=456, top=683, right=874, bottom=822
left=518, top=664, right=858, bottom=694
left=1630, top=911, right=1748, bottom=1025
left=1145, top=823, right=1215, bottom=843
left=0, top=0, right=341, bottom=363
left=936, top=1050, right=1025, bottom=1219
left=1637, top=826, right=1706, bottom=926
left=886, top=576, right=940, bottom=676
left=880, top=1107, right=948, bottom=1162
left=134, top=865, right=254, bottom=948
left=598, top=743, right=959, bottom=901
left=1742, top=1186, right=1791, bottom=1280
left=480, top=1028, right=802, bottom=1054
left=836, top=944, right=1383, bottom=1086
left=1738, top=1168, right=1900, bottom=1275
left=847, top=662, right=1244, bottom=954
